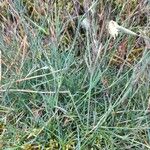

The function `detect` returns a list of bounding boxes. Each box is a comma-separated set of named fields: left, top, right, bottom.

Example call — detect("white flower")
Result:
left=108, top=20, right=138, bottom=39
left=108, top=20, right=119, bottom=39
left=108, top=20, right=150, bottom=43
left=81, top=18, right=90, bottom=30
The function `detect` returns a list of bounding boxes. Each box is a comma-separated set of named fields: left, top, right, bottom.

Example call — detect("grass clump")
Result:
left=0, top=0, right=150, bottom=149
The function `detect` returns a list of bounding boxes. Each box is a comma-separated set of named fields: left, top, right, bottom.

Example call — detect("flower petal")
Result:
left=108, top=20, right=119, bottom=39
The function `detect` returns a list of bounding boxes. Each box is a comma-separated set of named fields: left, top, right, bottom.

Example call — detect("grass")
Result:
left=0, top=0, right=150, bottom=149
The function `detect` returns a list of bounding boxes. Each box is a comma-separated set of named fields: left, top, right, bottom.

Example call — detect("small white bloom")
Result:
left=81, top=17, right=90, bottom=30
left=108, top=20, right=138, bottom=39
left=108, top=20, right=119, bottom=39
left=108, top=20, right=150, bottom=43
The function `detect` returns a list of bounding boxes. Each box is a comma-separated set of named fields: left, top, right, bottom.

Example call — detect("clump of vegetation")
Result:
left=0, top=0, right=150, bottom=149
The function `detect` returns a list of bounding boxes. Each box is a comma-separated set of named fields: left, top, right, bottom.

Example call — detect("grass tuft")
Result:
left=0, top=0, right=150, bottom=149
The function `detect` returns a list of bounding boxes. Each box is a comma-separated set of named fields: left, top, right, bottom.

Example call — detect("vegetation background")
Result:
left=0, top=0, right=150, bottom=149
